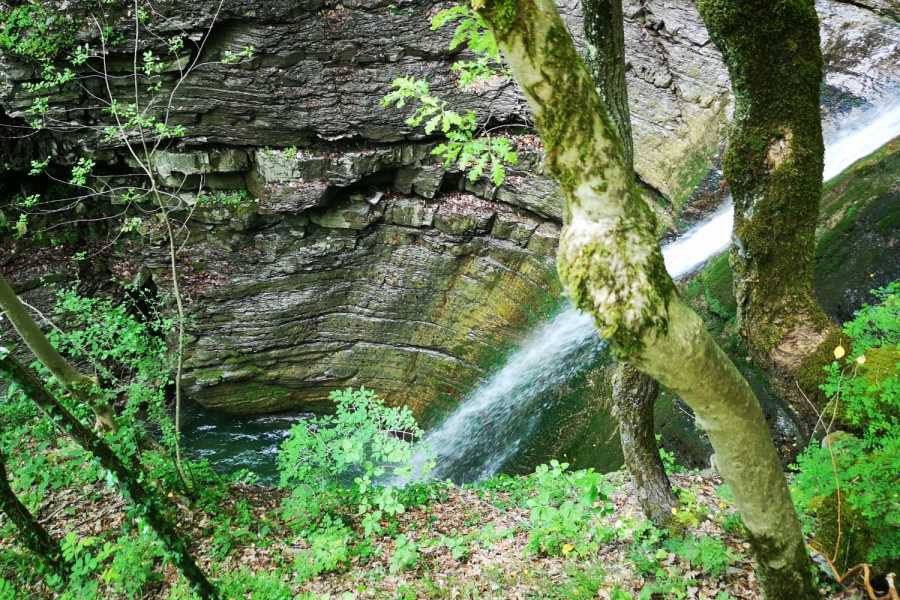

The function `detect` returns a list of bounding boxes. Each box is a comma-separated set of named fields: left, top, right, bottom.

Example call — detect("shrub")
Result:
left=792, top=282, right=899, bottom=572
left=664, top=535, right=734, bottom=577
left=523, top=461, right=612, bottom=557
left=277, top=387, right=427, bottom=539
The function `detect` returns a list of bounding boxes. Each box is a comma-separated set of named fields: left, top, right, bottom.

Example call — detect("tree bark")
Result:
left=610, top=365, right=676, bottom=525
left=583, top=0, right=632, bottom=167
left=582, top=0, right=676, bottom=525
left=693, top=0, right=840, bottom=430
left=0, top=353, right=218, bottom=599
left=0, top=275, right=118, bottom=432
left=474, top=1, right=818, bottom=597
left=0, top=448, right=69, bottom=579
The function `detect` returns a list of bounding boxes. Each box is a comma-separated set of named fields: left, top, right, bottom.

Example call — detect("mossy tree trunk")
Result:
left=0, top=448, right=69, bottom=579
left=583, top=0, right=676, bottom=526
left=0, top=275, right=118, bottom=432
left=0, top=353, right=218, bottom=599
left=474, top=0, right=817, bottom=597
left=694, top=0, right=840, bottom=429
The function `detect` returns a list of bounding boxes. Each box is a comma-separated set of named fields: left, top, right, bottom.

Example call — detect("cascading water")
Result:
left=418, top=98, right=900, bottom=484
left=181, top=98, right=900, bottom=485
left=414, top=202, right=735, bottom=483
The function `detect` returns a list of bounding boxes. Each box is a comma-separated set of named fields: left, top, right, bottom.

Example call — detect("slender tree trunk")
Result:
left=0, top=275, right=118, bottom=432
left=693, top=0, right=840, bottom=431
left=583, top=0, right=632, bottom=165
left=474, top=1, right=817, bottom=597
left=582, top=0, right=676, bottom=525
left=0, top=449, right=68, bottom=579
left=0, top=353, right=218, bottom=599
left=610, top=366, right=676, bottom=525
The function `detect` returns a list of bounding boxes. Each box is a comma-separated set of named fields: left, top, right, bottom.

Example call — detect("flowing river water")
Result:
left=183, top=98, right=900, bottom=485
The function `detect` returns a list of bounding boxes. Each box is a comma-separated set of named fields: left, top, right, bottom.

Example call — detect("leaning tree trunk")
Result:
left=0, top=353, right=218, bottom=599
left=693, top=0, right=840, bottom=431
left=0, top=275, right=118, bottom=432
left=473, top=1, right=818, bottom=597
left=583, top=0, right=676, bottom=525
left=0, top=448, right=69, bottom=579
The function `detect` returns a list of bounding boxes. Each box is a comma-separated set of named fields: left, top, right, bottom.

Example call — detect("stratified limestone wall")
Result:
left=1, top=0, right=897, bottom=415
left=132, top=144, right=564, bottom=418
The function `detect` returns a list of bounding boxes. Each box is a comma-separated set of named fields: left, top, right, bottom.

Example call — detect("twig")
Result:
left=809, top=545, right=898, bottom=600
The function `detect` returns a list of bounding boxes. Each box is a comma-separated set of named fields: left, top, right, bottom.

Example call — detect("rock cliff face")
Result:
left=1, top=0, right=898, bottom=417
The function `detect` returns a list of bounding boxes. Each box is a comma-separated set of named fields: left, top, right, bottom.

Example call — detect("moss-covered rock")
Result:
left=812, top=492, right=879, bottom=576
left=816, top=137, right=900, bottom=320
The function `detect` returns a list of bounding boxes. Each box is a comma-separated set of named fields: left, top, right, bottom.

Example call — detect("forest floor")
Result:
left=4, top=467, right=870, bottom=600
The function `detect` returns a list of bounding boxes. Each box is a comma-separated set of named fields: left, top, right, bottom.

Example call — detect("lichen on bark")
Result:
left=478, top=0, right=672, bottom=355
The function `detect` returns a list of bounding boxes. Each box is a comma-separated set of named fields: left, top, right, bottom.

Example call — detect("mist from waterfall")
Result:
left=416, top=98, right=900, bottom=484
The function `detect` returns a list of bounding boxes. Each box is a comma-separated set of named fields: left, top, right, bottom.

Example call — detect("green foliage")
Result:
left=276, top=385, right=428, bottom=580
left=792, top=282, right=899, bottom=566
left=657, top=434, right=686, bottom=474
left=51, top=528, right=164, bottom=600
left=48, top=287, right=177, bottom=453
left=389, top=534, right=420, bottom=573
left=2, top=0, right=259, bottom=249
left=293, top=518, right=352, bottom=582
left=845, top=277, right=900, bottom=351
left=210, top=500, right=256, bottom=560
left=278, top=387, right=425, bottom=528
left=0, top=285, right=179, bottom=514
left=221, top=45, right=256, bottom=64
left=102, top=99, right=187, bottom=143
left=431, top=5, right=502, bottom=88
left=523, top=461, right=613, bottom=557
left=69, top=158, right=94, bottom=187
left=383, top=2, right=518, bottom=187
left=541, top=561, right=606, bottom=600
left=820, top=281, right=899, bottom=436
left=0, top=3, right=77, bottom=62
left=216, top=568, right=293, bottom=600
left=197, top=189, right=259, bottom=209
left=663, top=535, right=734, bottom=577
left=382, top=77, right=518, bottom=186
left=0, top=286, right=239, bottom=595
left=99, top=528, right=166, bottom=598
left=669, top=486, right=709, bottom=533
left=625, top=522, right=693, bottom=599
left=793, top=435, right=899, bottom=565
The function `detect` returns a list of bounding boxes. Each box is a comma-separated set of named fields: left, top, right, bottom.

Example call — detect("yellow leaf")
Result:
left=562, top=543, right=574, bottom=555
left=856, top=355, right=866, bottom=365
left=833, top=345, right=846, bottom=359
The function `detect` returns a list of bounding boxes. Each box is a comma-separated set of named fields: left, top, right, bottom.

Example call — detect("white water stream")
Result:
left=417, top=99, right=900, bottom=484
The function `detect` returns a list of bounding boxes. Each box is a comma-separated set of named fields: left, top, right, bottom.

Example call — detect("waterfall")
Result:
left=417, top=98, right=900, bottom=484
